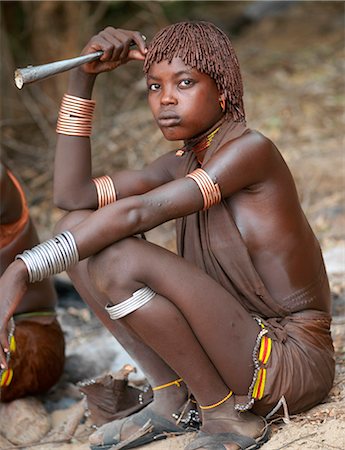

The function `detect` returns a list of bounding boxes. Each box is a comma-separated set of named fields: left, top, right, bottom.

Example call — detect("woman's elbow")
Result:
left=53, top=191, right=88, bottom=211
left=53, top=194, right=75, bottom=211
left=53, top=182, right=96, bottom=211
left=53, top=180, right=70, bottom=210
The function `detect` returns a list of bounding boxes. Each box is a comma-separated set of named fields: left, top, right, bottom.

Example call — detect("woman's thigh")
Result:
left=55, top=211, right=181, bottom=383
left=90, top=235, right=260, bottom=391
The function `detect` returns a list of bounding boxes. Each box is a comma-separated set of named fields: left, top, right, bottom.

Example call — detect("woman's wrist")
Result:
left=7, top=259, right=29, bottom=285
left=67, top=67, right=97, bottom=99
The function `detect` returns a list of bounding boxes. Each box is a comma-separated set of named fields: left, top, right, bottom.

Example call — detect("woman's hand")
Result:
left=0, top=260, right=28, bottom=369
left=80, top=27, right=147, bottom=75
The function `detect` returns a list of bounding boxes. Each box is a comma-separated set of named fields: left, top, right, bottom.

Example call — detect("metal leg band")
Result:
left=105, top=286, right=156, bottom=320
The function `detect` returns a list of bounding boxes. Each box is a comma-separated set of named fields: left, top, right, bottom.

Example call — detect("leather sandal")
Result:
left=89, top=407, right=193, bottom=450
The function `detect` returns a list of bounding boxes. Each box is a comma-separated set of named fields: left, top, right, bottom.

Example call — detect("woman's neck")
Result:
left=183, top=117, right=227, bottom=163
left=184, top=116, right=227, bottom=151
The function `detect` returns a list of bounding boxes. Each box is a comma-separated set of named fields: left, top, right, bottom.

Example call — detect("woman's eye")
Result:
left=148, top=83, right=160, bottom=91
left=179, top=79, right=193, bottom=88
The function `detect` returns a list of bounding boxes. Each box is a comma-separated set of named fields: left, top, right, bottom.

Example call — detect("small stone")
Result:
left=0, top=397, right=51, bottom=445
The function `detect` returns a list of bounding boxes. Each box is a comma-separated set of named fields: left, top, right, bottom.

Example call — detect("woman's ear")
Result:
left=219, top=93, right=226, bottom=113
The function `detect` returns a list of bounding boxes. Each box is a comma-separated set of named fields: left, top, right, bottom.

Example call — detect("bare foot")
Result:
left=193, top=397, right=268, bottom=450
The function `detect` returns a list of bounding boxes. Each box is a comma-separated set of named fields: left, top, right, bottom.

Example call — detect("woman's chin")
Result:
left=160, top=127, right=182, bottom=141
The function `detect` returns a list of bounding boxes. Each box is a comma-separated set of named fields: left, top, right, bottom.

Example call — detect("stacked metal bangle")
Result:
left=15, top=231, right=79, bottom=283
left=105, top=286, right=156, bottom=320
left=186, top=168, right=222, bottom=210
left=56, top=94, right=95, bottom=137
left=92, top=175, right=117, bottom=208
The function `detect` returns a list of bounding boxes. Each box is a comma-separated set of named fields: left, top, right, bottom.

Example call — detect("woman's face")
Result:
left=147, top=57, right=224, bottom=141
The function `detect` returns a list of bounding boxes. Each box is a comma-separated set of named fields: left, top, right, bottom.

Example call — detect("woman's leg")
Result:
left=85, top=235, right=265, bottom=447
left=55, top=211, right=189, bottom=415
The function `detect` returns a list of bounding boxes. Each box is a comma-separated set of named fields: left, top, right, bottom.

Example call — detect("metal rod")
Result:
left=14, top=51, right=104, bottom=89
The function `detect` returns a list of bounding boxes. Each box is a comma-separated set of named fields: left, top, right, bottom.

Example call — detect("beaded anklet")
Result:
left=200, top=390, right=233, bottom=410
left=152, top=377, right=184, bottom=391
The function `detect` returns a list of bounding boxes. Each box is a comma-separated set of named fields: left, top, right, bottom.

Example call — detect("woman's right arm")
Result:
left=54, top=27, right=154, bottom=211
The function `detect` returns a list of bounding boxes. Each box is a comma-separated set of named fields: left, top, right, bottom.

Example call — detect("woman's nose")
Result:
left=160, top=88, right=177, bottom=105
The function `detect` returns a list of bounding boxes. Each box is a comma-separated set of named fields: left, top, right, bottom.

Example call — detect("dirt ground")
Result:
left=0, top=1, right=344, bottom=450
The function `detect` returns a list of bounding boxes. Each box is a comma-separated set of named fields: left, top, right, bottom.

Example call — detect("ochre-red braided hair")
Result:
left=143, top=21, right=245, bottom=122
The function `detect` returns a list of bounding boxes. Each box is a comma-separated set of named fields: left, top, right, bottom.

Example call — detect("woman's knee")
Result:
left=88, top=237, right=142, bottom=295
left=53, top=209, right=92, bottom=234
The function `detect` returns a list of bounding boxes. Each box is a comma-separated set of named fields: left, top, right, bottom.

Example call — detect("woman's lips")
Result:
left=157, top=113, right=181, bottom=127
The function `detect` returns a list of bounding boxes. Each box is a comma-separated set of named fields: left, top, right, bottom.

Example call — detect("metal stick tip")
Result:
left=14, top=70, right=24, bottom=89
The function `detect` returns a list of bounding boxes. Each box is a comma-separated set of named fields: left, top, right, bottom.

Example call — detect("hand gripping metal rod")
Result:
left=14, top=51, right=104, bottom=89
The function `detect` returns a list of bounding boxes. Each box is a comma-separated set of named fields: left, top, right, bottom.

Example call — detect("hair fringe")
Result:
left=143, top=21, right=245, bottom=122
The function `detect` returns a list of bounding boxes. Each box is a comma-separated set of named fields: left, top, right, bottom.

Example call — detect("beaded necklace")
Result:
left=175, top=120, right=223, bottom=163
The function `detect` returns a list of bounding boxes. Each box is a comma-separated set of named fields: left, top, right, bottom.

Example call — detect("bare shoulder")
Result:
left=208, top=129, right=282, bottom=176
left=222, top=129, right=279, bottom=161
left=206, top=129, right=286, bottom=195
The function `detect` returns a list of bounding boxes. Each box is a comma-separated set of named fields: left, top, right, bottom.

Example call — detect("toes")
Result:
left=89, top=430, right=103, bottom=445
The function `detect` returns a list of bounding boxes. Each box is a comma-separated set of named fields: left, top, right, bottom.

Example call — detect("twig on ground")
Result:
left=274, top=432, right=317, bottom=449
left=60, top=397, right=88, bottom=440
left=308, top=440, right=344, bottom=450
left=266, top=396, right=291, bottom=424
left=41, top=397, right=88, bottom=443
